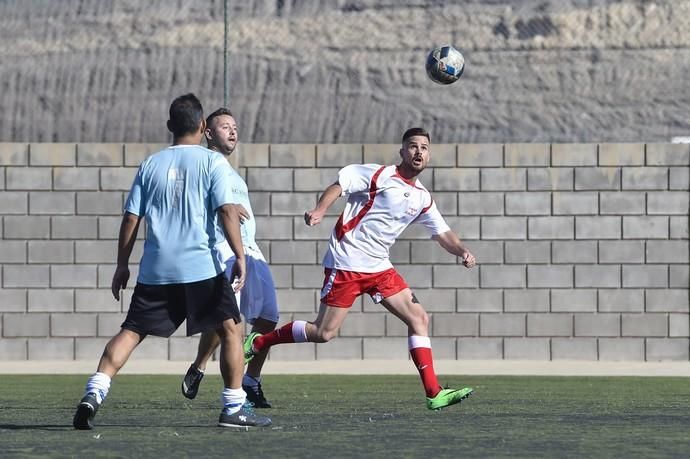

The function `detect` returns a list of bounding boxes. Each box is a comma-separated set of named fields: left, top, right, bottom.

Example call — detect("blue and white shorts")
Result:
left=216, top=244, right=279, bottom=325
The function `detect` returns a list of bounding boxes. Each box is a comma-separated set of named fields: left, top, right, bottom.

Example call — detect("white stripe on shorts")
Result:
left=320, top=269, right=338, bottom=299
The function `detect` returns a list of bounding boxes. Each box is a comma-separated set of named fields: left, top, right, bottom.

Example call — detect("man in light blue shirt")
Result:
left=181, top=108, right=280, bottom=408
left=73, top=94, right=270, bottom=430
left=124, top=139, right=231, bottom=285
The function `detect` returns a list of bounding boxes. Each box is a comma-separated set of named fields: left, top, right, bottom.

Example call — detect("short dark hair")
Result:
left=167, top=93, right=204, bottom=137
left=206, top=107, right=234, bottom=128
left=402, top=127, right=430, bottom=143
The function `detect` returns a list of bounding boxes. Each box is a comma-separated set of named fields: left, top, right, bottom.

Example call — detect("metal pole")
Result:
left=223, top=0, right=228, bottom=107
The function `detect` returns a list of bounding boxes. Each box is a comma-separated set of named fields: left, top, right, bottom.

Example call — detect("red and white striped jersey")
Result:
left=323, top=164, right=450, bottom=272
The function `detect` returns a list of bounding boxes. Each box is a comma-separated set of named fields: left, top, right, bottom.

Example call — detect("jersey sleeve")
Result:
left=337, top=164, right=382, bottom=196
left=414, top=199, right=451, bottom=237
left=123, top=163, right=146, bottom=216
left=209, top=155, right=235, bottom=210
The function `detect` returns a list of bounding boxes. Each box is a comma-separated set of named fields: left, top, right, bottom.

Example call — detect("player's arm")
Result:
left=217, top=203, right=246, bottom=290
left=230, top=204, right=250, bottom=222
left=433, top=230, right=476, bottom=268
left=111, top=211, right=141, bottom=300
left=210, top=156, right=247, bottom=290
left=304, top=181, right=342, bottom=226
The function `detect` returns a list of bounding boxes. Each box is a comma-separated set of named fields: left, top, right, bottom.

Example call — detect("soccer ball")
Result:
left=425, top=45, right=465, bottom=85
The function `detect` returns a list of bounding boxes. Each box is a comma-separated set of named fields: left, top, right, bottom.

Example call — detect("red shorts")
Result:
left=320, top=268, right=409, bottom=308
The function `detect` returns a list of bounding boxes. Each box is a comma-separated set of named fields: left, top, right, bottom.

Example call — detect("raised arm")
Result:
left=304, top=181, right=343, bottom=226
left=433, top=230, right=476, bottom=268
left=111, top=211, right=142, bottom=300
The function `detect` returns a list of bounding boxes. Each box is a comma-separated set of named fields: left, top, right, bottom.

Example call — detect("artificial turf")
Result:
left=1, top=374, right=688, bottom=458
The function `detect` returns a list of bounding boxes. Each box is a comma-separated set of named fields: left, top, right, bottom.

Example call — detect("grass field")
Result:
left=1, top=374, right=689, bottom=458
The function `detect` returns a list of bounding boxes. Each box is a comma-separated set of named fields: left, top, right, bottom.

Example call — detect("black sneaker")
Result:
left=73, top=393, right=100, bottom=430
left=243, top=382, right=272, bottom=408
left=218, top=402, right=272, bottom=428
left=181, top=365, right=204, bottom=399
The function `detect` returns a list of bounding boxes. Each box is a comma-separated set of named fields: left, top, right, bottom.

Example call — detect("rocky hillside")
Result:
left=1, top=0, right=688, bottom=143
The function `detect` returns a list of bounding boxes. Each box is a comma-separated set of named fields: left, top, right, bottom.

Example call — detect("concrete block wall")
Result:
left=0, top=142, right=688, bottom=362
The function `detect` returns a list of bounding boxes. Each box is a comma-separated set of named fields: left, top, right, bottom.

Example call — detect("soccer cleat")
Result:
left=242, top=382, right=272, bottom=408
left=181, top=365, right=204, bottom=399
left=218, top=402, right=272, bottom=428
left=243, top=332, right=261, bottom=364
left=426, top=387, right=474, bottom=411
left=73, top=392, right=100, bottom=430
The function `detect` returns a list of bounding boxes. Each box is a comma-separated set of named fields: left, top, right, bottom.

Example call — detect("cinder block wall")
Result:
left=0, top=142, right=688, bottom=362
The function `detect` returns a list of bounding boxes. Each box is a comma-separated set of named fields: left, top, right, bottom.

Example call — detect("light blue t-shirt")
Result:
left=124, top=145, right=235, bottom=284
left=216, top=165, right=258, bottom=251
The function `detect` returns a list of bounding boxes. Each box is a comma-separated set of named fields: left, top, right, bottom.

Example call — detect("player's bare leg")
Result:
left=216, top=318, right=244, bottom=390
left=181, top=329, right=219, bottom=399
left=307, top=302, right=350, bottom=342
left=183, top=318, right=279, bottom=404
left=380, top=288, right=429, bottom=337
left=245, top=317, right=276, bottom=378
left=193, top=330, right=220, bottom=371
left=242, top=317, right=277, bottom=407
left=216, top=317, right=271, bottom=427
left=244, top=302, right=350, bottom=360
left=381, top=289, right=473, bottom=410
left=96, top=328, right=145, bottom=377
left=74, top=329, right=145, bottom=429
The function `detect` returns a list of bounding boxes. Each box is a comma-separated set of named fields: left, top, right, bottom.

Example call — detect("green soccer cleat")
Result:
left=243, top=332, right=261, bottom=364
left=426, top=387, right=474, bottom=411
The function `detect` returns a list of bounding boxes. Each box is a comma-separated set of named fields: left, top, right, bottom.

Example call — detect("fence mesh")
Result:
left=1, top=0, right=689, bottom=143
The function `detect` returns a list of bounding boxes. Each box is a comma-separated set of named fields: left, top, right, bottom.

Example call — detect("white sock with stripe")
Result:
left=221, top=387, right=247, bottom=415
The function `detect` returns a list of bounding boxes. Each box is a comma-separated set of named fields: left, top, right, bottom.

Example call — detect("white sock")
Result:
left=85, top=372, right=111, bottom=404
left=221, top=387, right=247, bottom=414
left=292, top=320, right=308, bottom=343
left=242, top=374, right=261, bottom=388
left=408, top=335, right=432, bottom=350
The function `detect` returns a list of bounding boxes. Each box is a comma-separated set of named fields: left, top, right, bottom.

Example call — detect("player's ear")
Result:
left=199, top=118, right=206, bottom=134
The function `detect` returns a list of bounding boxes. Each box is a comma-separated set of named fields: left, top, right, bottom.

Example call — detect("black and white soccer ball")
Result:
left=425, top=45, right=465, bottom=85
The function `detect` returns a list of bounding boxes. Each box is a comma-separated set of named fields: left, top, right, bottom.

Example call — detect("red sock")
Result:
left=409, top=336, right=442, bottom=398
left=254, top=320, right=308, bottom=351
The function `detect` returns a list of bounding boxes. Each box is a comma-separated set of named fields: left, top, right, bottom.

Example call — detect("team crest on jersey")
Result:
left=406, top=207, right=419, bottom=216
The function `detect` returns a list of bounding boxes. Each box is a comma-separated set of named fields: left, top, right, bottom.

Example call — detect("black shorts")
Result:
left=121, top=273, right=241, bottom=338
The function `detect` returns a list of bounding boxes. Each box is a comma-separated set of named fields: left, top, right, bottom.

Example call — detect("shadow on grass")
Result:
left=0, top=422, right=219, bottom=431
left=0, top=424, right=72, bottom=431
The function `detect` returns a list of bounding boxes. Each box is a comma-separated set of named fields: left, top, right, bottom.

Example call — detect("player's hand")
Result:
left=304, top=209, right=324, bottom=226
left=231, top=204, right=250, bottom=223
left=461, top=251, right=476, bottom=268
left=229, top=257, right=246, bottom=292
left=111, top=265, right=130, bottom=300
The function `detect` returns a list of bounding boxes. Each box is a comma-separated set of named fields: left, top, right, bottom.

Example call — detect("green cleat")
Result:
left=426, top=387, right=474, bottom=411
left=243, top=332, right=261, bottom=364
